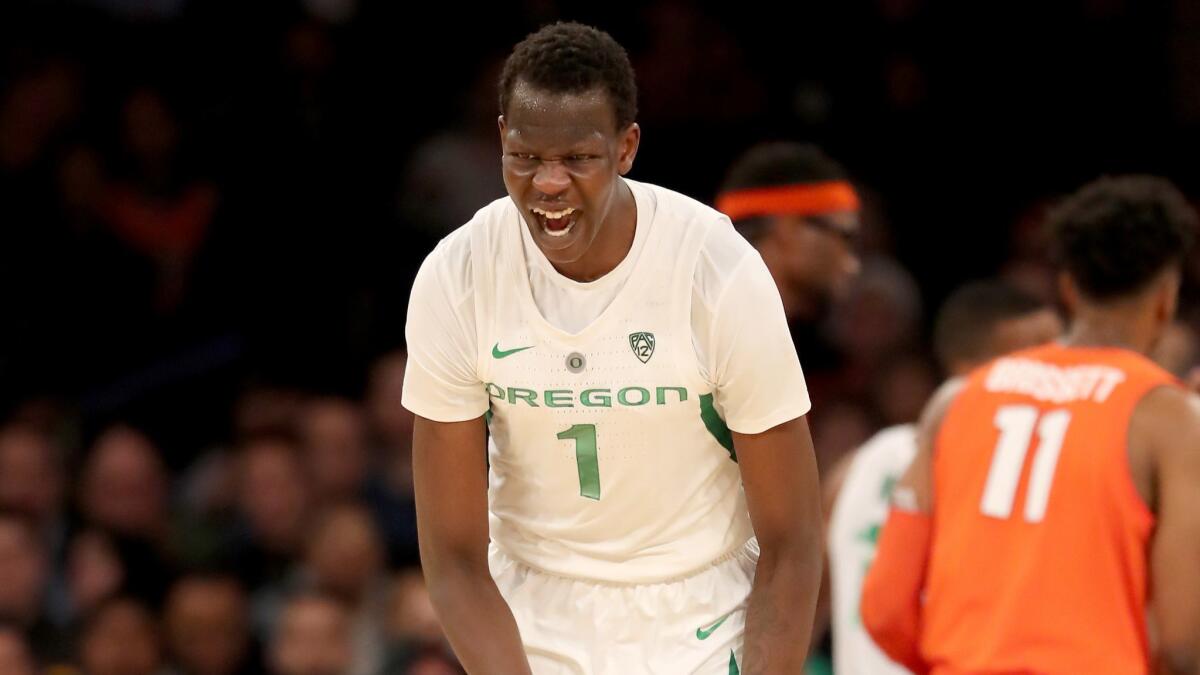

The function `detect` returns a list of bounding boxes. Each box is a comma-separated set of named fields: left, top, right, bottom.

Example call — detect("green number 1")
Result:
left=557, top=423, right=600, bottom=500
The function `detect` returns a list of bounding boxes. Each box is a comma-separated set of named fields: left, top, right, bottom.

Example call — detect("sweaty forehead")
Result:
left=504, top=80, right=616, bottom=143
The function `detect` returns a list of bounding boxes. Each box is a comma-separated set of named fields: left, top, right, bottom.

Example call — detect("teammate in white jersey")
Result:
left=401, top=22, right=822, bottom=675
left=825, top=281, right=1061, bottom=675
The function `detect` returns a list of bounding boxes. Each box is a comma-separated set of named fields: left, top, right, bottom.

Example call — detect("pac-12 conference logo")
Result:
left=629, top=332, right=655, bottom=363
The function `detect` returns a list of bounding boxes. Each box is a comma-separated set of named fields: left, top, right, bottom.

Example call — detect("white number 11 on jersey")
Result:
left=981, top=405, right=1072, bottom=522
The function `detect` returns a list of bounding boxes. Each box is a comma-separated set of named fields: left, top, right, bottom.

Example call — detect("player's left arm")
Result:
left=735, top=416, right=824, bottom=675
left=704, top=243, right=823, bottom=674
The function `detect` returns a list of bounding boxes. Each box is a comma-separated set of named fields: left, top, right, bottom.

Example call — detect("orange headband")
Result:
left=715, top=180, right=860, bottom=221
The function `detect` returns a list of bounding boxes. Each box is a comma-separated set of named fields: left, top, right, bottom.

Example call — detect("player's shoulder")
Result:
left=1132, top=383, right=1200, bottom=440
left=631, top=180, right=760, bottom=307
left=634, top=180, right=704, bottom=212
left=1129, top=383, right=1200, bottom=503
left=414, top=196, right=516, bottom=302
left=921, top=376, right=969, bottom=440
left=632, top=179, right=744, bottom=245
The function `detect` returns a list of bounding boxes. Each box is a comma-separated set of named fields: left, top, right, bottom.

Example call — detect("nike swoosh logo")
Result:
left=492, top=343, right=534, bottom=359
left=696, top=613, right=732, bottom=640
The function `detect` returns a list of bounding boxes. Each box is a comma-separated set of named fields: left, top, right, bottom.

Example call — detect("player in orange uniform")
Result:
left=861, top=175, right=1200, bottom=675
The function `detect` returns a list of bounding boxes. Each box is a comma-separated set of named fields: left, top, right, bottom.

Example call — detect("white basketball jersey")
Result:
left=471, top=181, right=757, bottom=583
left=828, top=424, right=917, bottom=675
left=403, top=178, right=810, bottom=586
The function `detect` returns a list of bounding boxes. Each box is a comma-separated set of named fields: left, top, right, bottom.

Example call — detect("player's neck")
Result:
left=1062, top=311, right=1156, bottom=355
left=553, top=181, right=637, bottom=282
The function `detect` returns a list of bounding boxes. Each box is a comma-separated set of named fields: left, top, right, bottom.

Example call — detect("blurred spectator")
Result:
left=226, top=434, right=311, bottom=632
left=303, top=504, right=387, bottom=675
left=78, top=596, right=163, bottom=675
left=871, top=353, right=939, bottom=426
left=0, top=423, right=66, bottom=542
left=363, top=351, right=419, bottom=567
left=0, top=622, right=36, bottom=675
left=80, top=426, right=170, bottom=541
left=233, top=387, right=307, bottom=441
left=56, top=145, right=106, bottom=234
left=78, top=425, right=174, bottom=605
left=385, top=570, right=442, bottom=650
left=299, top=398, right=369, bottom=507
left=810, top=400, right=875, bottom=471
left=177, top=448, right=238, bottom=525
left=365, top=352, right=414, bottom=461
left=0, top=511, right=62, bottom=662
left=268, top=594, right=353, bottom=675
left=398, top=60, right=506, bottom=239
left=1000, top=201, right=1059, bottom=305
left=0, top=59, right=81, bottom=175
left=380, top=569, right=455, bottom=674
left=62, top=529, right=125, bottom=625
left=174, top=386, right=310, bottom=565
left=826, top=255, right=923, bottom=374
left=232, top=434, right=311, bottom=572
left=163, top=573, right=259, bottom=675
left=99, top=86, right=218, bottom=315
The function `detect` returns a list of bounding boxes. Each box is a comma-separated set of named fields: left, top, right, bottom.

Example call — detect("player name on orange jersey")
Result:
left=983, top=357, right=1127, bottom=404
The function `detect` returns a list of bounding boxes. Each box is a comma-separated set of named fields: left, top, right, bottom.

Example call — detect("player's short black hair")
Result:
left=933, top=280, right=1048, bottom=372
left=721, top=142, right=849, bottom=193
left=1047, top=175, right=1197, bottom=301
left=499, top=22, right=637, bottom=130
left=718, top=142, right=850, bottom=241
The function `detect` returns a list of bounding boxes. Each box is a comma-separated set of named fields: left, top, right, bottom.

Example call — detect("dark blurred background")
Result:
left=1, top=1, right=1199, bottom=674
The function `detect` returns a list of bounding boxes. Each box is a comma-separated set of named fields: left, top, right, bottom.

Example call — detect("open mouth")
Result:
left=531, top=206, right=579, bottom=237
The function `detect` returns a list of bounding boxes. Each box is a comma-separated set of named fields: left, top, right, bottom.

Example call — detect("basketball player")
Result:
left=402, top=23, right=821, bottom=674
left=827, top=281, right=1062, bottom=675
left=861, top=176, right=1200, bottom=674
left=716, top=142, right=862, bottom=323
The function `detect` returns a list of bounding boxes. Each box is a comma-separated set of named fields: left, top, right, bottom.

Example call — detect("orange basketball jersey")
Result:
left=923, top=343, right=1177, bottom=675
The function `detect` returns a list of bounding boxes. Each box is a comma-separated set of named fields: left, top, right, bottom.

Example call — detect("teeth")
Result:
left=532, top=207, right=576, bottom=220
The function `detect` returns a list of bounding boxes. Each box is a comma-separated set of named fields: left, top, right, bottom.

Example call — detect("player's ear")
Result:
left=1057, top=272, right=1078, bottom=316
left=616, top=122, right=640, bottom=175
left=498, top=115, right=507, bottom=139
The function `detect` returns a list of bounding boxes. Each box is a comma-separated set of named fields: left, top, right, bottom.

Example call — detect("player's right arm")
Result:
left=1132, top=387, right=1200, bottom=674
left=413, top=414, right=532, bottom=674
left=401, top=237, right=532, bottom=674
